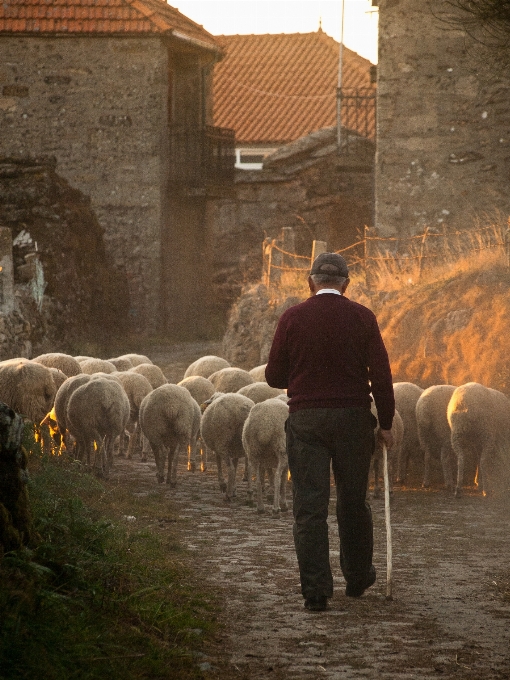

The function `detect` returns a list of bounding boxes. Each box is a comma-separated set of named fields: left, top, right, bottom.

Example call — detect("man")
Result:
left=265, top=252, right=395, bottom=612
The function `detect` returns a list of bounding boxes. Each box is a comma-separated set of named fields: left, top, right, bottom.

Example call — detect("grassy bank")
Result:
left=0, top=444, right=222, bottom=680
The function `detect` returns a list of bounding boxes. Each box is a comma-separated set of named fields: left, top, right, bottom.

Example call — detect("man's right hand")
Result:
left=378, top=428, right=394, bottom=450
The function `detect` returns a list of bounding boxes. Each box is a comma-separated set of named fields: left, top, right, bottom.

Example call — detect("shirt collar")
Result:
left=316, top=289, right=342, bottom=296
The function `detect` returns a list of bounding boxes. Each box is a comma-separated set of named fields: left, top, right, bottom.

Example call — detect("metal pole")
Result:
left=337, top=0, right=346, bottom=151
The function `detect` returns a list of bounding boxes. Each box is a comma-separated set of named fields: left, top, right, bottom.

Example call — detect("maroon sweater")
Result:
left=265, top=293, right=395, bottom=430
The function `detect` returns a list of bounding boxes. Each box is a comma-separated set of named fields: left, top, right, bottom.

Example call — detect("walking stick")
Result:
left=382, top=443, right=393, bottom=600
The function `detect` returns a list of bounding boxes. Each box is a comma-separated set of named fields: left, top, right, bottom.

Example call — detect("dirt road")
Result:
left=115, top=343, right=510, bottom=679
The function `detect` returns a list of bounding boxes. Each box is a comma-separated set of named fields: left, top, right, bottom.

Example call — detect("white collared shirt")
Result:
left=316, top=289, right=342, bottom=296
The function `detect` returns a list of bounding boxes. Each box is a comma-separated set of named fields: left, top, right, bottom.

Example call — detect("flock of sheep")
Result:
left=0, top=351, right=509, bottom=514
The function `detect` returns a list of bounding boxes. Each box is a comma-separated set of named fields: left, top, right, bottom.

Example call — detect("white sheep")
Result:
left=79, top=358, right=117, bottom=375
left=371, top=403, right=404, bottom=498
left=0, top=358, right=56, bottom=423
left=33, top=352, right=82, bottom=377
left=237, top=381, right=285, bottom=403
left=107, top=357, right=133, bottom=371
left=117, top=353, right=153, bottom=367
left=53, top=374, right=92, bottom=454
left=242, top=397, right=289, bottom=515
left=130, top=363, right=167, bottom=388
left=208, top=367, right=254, bottom=393
left=74, top=356, right=94, bottom=363
left=139, top=384, right=200, bottom=486
left=178, top=375, right=216, bottom=406
left=66, top=377, right=130, bottom=476
left=114, top=371, right=153, bottom=459
left=393, top=382, right=424, bottom=485
left=447, top=382, right=510, bottom=497
left=183, top=355, right=230, bottom=379
left=249, top=364, right=268, bottom=383
left=200, top=392, right=254, bottom=501
left=416, top=385, right=457, bottom=490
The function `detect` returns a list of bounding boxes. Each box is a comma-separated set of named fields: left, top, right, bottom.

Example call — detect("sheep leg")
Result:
left=272, top=464, right=283, bottom=516
left=265, top=467, right=275, bottom=501
left=256, top=461, right=265, bottom=513
left=216, top=452, right=227, bottom=493
left=279, top=463, right=289, bottom=512
left=167, top=445, right=181, bottom=487
left=423, top=442, right=433, bottom=488
left=201, top=441, right=209, bottom=472
left=152, top=444, right=165, bottom=483
left=246, top=455, right=254, bottom=505
left=126, top=421, right=140, bottom=460
left=141, top=434, right=151, bottom=462
left=440, top=442, right=456, bottom=492
left=395, top=444, right=408, bottom=485
left=451, top=432, right=465, bottom=497
left=226, top=457, right=237, bottom=501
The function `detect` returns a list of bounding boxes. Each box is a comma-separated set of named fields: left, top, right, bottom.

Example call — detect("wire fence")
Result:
left=262, top=219, right=510, bottom=288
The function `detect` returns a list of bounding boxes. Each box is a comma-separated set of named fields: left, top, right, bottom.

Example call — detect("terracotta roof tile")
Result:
left=213, top=31, right=375, bottom=145
left=0, top=0, right=220, bottom=49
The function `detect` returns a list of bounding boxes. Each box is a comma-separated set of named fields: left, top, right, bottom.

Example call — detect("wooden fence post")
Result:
left=363, top=225, right=370, bottom=288
left=311, top=240, right=327, bottom=262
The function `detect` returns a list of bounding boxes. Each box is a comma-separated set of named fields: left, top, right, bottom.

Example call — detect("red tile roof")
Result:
left=213, top=31, right=375, bottom=145
left=0, top=0, right=219, bottom=49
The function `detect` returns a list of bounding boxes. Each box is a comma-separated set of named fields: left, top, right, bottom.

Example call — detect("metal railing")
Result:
left=337, top=87, right=376, bottom=143
left=169, top=125, right=236, bottom=187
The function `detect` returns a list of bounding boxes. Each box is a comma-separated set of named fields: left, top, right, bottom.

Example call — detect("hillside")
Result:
left=223, top=264, right=510, bottom=395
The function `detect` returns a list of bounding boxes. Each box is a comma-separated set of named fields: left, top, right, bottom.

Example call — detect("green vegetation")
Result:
left=0, top=443, right=221, bottom=680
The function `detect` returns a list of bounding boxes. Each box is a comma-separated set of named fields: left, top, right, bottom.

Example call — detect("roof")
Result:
left=0, top=0, right=219, bottom=49
left=213, top=31, right=375, bottom=145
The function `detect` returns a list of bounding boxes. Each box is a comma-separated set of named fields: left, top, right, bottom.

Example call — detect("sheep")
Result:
left=242, top=397, right=289, bottom=515
left=66, top=377, right=130, bottom=476
left=74, top=356, right=94, bottom=363
left=139, top=384, right=200, bottom=486
left=249, top=364, right=268, bottom=383
left=237, top=381, right=285, bottom=403
left=107, top=357, right=133, bottom=371
left=48, top=367, right=68, bottom=392
left=200, top=392, right=254, bottom=501
left=0, top=358, right=56, bottom=423
left=79, top=358, right=117, bottom=375
left=114, top=371, right=153, bottom=459
left=208, top=367, right=255, bottom=393
left=393, top=382, right=424, bottom=485
left=447, top=382, right=510, bottom=497
left=178, top=375, right=216, bottom=406
left=130, top=363, right=167, bottom=388
left=54, top=373, right=92, bottom=453
left=416, top=385, right=457, bottom=490
left=33, top=352, right=82, bottom=377
left=183, top=355, right=230, bottom=379
left=371, top=403, right=404, bottom=499
left=117, top=353, right=152, bottom=367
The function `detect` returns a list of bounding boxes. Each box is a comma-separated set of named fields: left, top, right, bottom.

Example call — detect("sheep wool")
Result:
left=107, top=357, right=134, bottom=371
left=130, top=363, right=167, bottom=389
left=139, top=384, right=199, bottom=485
left=0, top=359, right=56, bottom=423
left=178, top=375, right=216, bottom=406
left=66, top=377, right=130, bottom=476
left=117, top=353, right=152, bottom=367
left=54, top=374, right=91, bottom=434
left=237, top=381, right=285, bottom=404
left=248, top=364, right=267, bottom=383
left=208, top=367, right=255, bottom=393
left=79, top=358, right=117, bottom=375
left=447, top=382, right=510, bottom=497
left=200, top=392, right=254, bottom=500
left=393, top=381, right=424, bottom=485
left=242, top=397, right=289, bottom=514
left=183, top=355, right=230, bottom=379
left=33, top=353, right=82, bottom=378
left=416, top=384, right=457, bottom=490
left=115, top=371, right=153, bottom=458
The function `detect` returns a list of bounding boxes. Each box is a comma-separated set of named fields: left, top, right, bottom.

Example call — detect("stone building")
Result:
left=375, top=0, right=510, bottom=236
left=213, top=30, right=375, bottom=168
left=0, top=0, right=234, bottom=336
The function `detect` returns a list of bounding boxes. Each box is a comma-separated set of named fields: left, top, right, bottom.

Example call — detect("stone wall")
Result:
left=207, top=128, right=375, bottom=319
left=0, top=36, right=167, bottom=331
left=376, top=0, right=510, bottom=236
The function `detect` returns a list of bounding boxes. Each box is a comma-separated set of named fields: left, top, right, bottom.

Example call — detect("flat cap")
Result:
left=310, top=252, right=349, bottom=277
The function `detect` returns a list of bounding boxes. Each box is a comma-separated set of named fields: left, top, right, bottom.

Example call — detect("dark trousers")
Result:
left=286, top=407, right=376, bottom=599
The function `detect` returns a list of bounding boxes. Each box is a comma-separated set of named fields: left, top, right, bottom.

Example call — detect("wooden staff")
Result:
left=382, top=443, right=393, bottom=600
